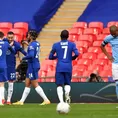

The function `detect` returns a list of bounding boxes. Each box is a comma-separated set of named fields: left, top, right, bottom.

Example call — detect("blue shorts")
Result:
left=26, top=63, right=39, bottom=80
left=7, top=67, right=16, bottom=81
left=0, top=68, right=8, bottom=82
left=55, top=72, right=72, bottom=85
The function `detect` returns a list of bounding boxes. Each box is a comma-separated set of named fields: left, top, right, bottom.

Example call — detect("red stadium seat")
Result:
left=82, top=52, right=97, bottom=60
left=0, top=22, right=12, bottom=30
left=80, top=78, right=87, bottom=82
left=77, top=59, right=92, bottom=66
left=14, top=22, right=28, bottom=32
left=73, top=22, right=87, bottom=29
left=103, top=28, right=110, bottom=35
left=93, top=59, right=108, bottom=65
left=88, top=47, right=102, bottom=53
left=93, top=41, right=102, bottom=46
left=38, top=70, right=47, bottom=77
left=45, top=78, right=55, bottom=82
left=88, top=22, right=103, bottom=31
left=82, top=70, right=92, bottom=77
left=83, top=28, right=99, bottom=35
left=103, top=65, right=111, bottom=71
left=71, top=78, right=79, bottom=82
left=88, top=64, right=103, bottom=72
left=96, top=34, right=107, bottom=41
left=46, top=70, right=55, bottom=77
left=72, top=60, right=78, bottom=66
left=76, top=41, right=90, bottom=49
left=77, top=46, right=87, bottom=54
left=97, top=53, right=108, bottom=59
left=78, top=35, right=94, bottom=44
left=100, top=70, right=112, bottom=77
left=0, top=29, right=9, bottom=36
left=38, top=78, right=45, bottom=82
left=107, top=21, right=118, bottom=27
left=73, top=65, right=88, bottom=72
left=68, top=34, right=78, bottom=42
left=69, top=28, right=83, bottom=35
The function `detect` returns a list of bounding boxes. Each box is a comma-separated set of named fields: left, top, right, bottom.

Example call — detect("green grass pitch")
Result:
left=0, top=104, right=118, bottom=118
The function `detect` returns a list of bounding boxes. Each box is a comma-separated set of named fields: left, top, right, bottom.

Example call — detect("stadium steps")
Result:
left=38, top=0, right=90, bottom=62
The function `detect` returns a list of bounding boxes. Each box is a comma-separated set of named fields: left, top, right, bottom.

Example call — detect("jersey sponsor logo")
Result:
left=0, top=42, right=4, bottom=44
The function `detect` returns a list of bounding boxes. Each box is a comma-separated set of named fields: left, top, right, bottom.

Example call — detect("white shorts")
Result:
left=112, top=63, right=118, bottom=80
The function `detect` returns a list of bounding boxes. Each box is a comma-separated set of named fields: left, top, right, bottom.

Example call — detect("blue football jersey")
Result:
left=0, top=40, right=12, bottom=68
left=102, top=34, right=118, bottom=64
left=3, top=38, right=27, bottom=67
left=49, top=40, right=79, bottom=72
left=23, top=41, right=40, bottom=69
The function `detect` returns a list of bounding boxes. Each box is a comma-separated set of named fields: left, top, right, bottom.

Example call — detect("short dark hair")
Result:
left=60, top=30, right=69, bottom=39
left=0, top=31, right=4, bottom=38
left=29, top=30, right=38, bottom=40
left=109, top=25, right=118, bottom=32
left=7, top=31, right=14, bottom=35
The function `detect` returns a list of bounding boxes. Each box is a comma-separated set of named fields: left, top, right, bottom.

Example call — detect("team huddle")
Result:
left=0, top=25, right=118, bottom=106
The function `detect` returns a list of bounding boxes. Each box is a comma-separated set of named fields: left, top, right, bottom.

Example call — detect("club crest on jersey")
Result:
left=6, top=50, right=11, bottom=55
left=29, top=46, right=34, bottom=50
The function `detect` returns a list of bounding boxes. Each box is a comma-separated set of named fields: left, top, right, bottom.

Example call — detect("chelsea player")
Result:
left=3, top=31, right=27, bottom=105
left=13, top=30, right=50, bottom=105
left=0, top=31, right=14, bottom=105
left=101, top=25, right=118, bottom=100
left=49, top=30, right=79, bottom=103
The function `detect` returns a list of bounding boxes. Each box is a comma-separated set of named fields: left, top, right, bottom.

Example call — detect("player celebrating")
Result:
left=3, top=31, right=27, bottom=105
left=49, top=30, right=79, bottom=103
left=13, top=30, right=50, bottom=105
left=0, top=31, right=14, bottom=105
left=101, top=25, right=118, bottom=99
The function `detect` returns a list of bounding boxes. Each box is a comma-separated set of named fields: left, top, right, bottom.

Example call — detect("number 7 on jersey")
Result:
left=62, top=46, right=68, bottom=59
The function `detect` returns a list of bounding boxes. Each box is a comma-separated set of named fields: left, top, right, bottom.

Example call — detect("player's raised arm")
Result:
left=72, top=43, right=79, bottom=60
left=49, top=44, right=57, bottom=60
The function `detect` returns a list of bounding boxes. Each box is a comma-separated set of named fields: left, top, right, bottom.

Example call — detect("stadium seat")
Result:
left=107, top=21, right=118, bottom=27
left=76, top=41, right=90, bottom=49
left=83, top=28, right=99, bottom=35
left=38, top=70, right=47, bottom=77
left=88, top=22, right=103, bottom=31
left=77, top=59, right=92, bottom=66
left=0, top=22, right=12, bottom=30
left=93, top=59, right=108, bottom=65
left=82, top=52, right=97, bottom=60
left=45, top=78, right=55, bottom=82
left=102, top=28, right=110, bottom=35
left=69, top=28, right=83, bottom=35
left=96, top=34, right=107, bottom=41
left=72, top=22, right=87, bottom=29
left=99, top=70, right=112, bottom=77
left=0, top=29, right=9, bottom=36
left=88, top=64, right=103, bottom=72
left=73, top=65, right=88, bottom=72
left=71, top=78, right=79, bottom=82
left=72, top=60, right=78, bottom=66
left=80, top=78, right=87, bottom=82
left=38, top=78, right=45, bottom=83
left=97, top=53, right=108, bottom=59
left=46, top=70, right=55, bottom=77
left=88, top=47, right=102, bottom=53
left=78, top=35, right=94, bottom=44
left=103, top=65, right=111, bottom=71
left=77, top=46, right=87, bottom=54
left=82, top=70, right=92, bottom=77
left=14, top=22, right=28, bottom=32
left=68, top=34, right=78, bottom=42
left=93, top=40, right=102, bottom=46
